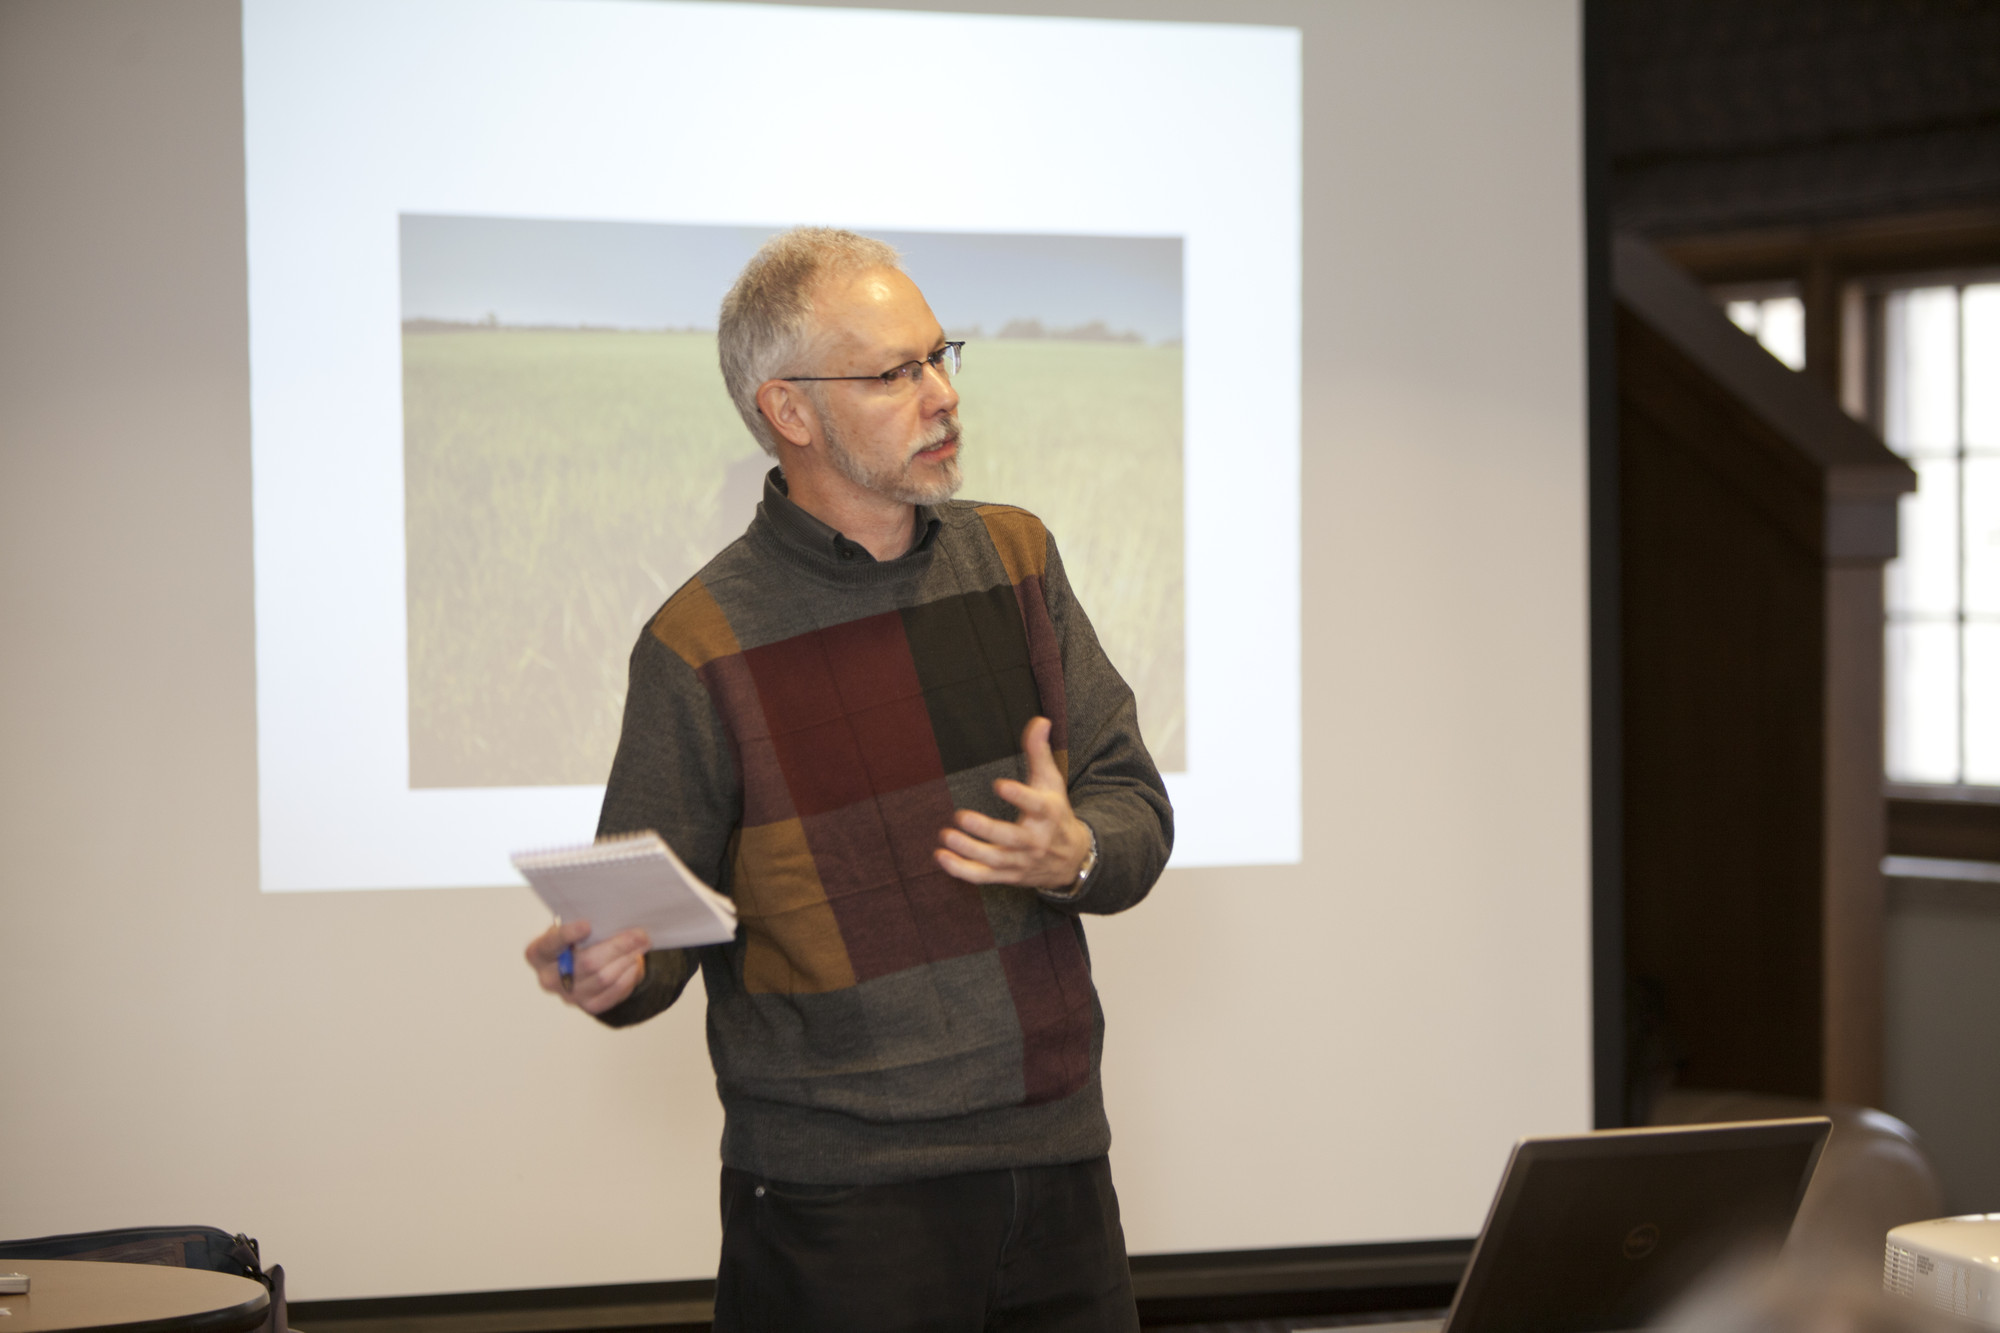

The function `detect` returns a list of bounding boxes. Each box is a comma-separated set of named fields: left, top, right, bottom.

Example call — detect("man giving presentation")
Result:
left=525, top=227, right=1174, bottom=1332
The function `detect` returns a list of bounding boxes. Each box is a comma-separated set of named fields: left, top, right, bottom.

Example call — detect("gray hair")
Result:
left=718, top=227, right=903, bottom=456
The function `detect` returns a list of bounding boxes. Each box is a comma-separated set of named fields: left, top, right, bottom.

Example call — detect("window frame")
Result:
left=1659, top=207, right=2000, bottom=815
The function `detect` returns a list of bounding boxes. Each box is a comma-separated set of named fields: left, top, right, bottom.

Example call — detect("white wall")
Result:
left=0, top=0, right=1590, bottom=1299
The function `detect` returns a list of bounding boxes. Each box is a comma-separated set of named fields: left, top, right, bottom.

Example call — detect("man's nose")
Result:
left=921, top=360, right=959, bottom=415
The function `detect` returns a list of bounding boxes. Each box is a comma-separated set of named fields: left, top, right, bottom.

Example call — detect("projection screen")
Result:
left=0, top=0, right=1591, bottom=1302
left=244, top=0, right=1302, bottom=889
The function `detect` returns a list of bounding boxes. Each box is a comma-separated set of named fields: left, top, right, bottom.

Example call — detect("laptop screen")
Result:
left=1445, top=1120, right=1830, bottom=1333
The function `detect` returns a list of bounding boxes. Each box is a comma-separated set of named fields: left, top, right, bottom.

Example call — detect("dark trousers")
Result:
left=712, top=1156, right=1140, bottom=1333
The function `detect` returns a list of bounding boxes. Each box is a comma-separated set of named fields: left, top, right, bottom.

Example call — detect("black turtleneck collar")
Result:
left=759, top=467, right=942, bottom=567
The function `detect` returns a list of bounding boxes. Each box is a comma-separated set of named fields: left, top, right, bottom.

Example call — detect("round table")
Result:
left=0, top=1261, right=268, bottom=1333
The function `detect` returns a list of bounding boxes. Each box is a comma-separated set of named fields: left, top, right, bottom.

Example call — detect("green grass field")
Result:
left=402, top=330, right=1183, bottom=789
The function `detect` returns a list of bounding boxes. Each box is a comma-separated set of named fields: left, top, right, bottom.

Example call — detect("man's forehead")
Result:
left=852, top=271, right=904, bottom=305
left=811, top=267, right=940, bottom=352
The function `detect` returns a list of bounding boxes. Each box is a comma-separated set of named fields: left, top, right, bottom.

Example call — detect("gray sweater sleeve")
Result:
left=591, top=623, right=742, bottom=1028
left=1036, top=532, right=1175, bottom=915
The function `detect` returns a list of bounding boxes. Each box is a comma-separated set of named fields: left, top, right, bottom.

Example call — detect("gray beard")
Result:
left=823, top=416, right=964, bottom=507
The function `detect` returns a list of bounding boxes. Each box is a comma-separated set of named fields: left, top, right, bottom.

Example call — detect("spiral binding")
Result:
left=511, top=830, right=668, bottom=873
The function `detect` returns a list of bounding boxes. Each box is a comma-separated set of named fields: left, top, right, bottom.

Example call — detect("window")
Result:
left=1721, top=285, right=1807, bottom=371
left=1880, top=279, right=2000, bottom=786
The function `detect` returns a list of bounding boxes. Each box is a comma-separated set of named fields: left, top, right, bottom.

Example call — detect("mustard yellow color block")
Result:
left=976, top=505, right=1048, bottom=585
left=742, top=901, right=858, bottom=996
left=649, top=577, right=740, bottom=670
left=733, top=818, right=857, bottom=995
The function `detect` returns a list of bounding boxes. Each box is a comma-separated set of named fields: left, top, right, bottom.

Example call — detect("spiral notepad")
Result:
left=512, top=831, right=737, bottom=949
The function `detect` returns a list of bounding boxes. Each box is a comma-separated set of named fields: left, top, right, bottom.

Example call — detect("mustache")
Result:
left=909, top=416, right=960, bottom=458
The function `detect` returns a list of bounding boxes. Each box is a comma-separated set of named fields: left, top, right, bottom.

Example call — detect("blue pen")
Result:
left=558, top=942, right=574, bottom=993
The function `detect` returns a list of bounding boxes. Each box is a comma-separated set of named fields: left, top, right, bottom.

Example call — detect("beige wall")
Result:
left=0, top=0, right=1591, bottom=1299
left=1885, top=891, right=2000, bottom=1212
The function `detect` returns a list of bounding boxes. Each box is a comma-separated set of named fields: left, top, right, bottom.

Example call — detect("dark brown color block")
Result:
left=1013, top=573, right=1070, bottom=755
left=903, top=586, right=1043, bottom=775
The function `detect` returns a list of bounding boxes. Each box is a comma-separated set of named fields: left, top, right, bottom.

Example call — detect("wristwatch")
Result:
left=1064, top=824, right=1099, bottom=895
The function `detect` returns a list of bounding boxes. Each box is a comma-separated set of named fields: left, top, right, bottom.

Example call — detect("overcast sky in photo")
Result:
left=399, top=214, right=1184, bottom=343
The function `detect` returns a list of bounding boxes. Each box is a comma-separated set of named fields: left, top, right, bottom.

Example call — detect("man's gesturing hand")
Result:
left=525, top=919, right=650, bottom=1016
left=936, top=716, right=1092, bottom=891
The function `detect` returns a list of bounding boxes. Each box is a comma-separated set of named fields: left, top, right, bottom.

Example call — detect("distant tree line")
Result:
left=401, top=315, right=713, bottom=334
left=946, top=319, right=1178, bottom=346
left=400, top=314, right=1182, bottom=347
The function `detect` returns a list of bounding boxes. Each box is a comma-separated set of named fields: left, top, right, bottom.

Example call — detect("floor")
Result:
left=1147, top=1309, right=1446, bottom=1332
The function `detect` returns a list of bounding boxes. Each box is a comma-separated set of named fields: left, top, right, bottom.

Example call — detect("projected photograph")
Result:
left=400, top=216, right=1186, bottom=790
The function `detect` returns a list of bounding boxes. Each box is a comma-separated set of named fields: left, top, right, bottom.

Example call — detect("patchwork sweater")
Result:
left=593, top=471, right=1174, bottom=1185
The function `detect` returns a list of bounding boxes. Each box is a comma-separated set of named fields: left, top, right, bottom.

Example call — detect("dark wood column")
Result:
left=1615, top=236, right=1914, bottom=1109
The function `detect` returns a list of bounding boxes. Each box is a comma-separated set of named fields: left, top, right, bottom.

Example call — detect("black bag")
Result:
left=0, top=1225, right=287, bottom=1333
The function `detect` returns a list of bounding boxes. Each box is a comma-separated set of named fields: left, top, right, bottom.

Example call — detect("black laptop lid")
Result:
left=1443, top=1119, right=1831, bottom=1333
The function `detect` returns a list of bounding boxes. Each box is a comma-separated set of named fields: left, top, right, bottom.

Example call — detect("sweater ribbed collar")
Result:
left=756, top=467, right=942, bottom=575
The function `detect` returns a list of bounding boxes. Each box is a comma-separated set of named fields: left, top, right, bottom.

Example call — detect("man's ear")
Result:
left=756, top=380, right=818, bottom=449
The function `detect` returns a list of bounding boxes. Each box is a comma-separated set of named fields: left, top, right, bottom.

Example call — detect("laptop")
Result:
left=1367, top=1118, right=1831, bottom=1333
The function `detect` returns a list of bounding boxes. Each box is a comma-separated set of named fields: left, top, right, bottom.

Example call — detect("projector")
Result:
left=1885, top=1215, right=2000, bottom=1327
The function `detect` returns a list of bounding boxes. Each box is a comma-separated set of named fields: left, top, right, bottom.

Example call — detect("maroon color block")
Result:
left=701, top=654, right=794, bottom=826
left=998, top=923, right=1094, bottom=1105
left=875, top=781, right=963, bottom=881
left=830, top=868, right=996, bottom=982
left=1013, top=575, right=1069, bottom=753
left=828, top=882, right=928, bottom=981
left=850, top=694, right=950, bottom=795
left=746, top=617, right=946, bottom=817
left=818, top=613, right=927, bottom=710
left=771, top=717, right=876, bottom=815
left=799, top=801, right=902, bottom=902
left=701, top=652, right=771, bottom=740
left=805, top=780, right=994, bottom=982
left=897, top=869, right=998, bottom=964
left=744, top=629, right=845, bottom=727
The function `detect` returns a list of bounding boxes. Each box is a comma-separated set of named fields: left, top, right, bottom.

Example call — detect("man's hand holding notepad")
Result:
left=513, top=831, right=738, bottom=950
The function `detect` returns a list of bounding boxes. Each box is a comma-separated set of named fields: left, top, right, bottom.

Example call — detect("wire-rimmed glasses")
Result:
left=783, top=341, right=963, bottom=390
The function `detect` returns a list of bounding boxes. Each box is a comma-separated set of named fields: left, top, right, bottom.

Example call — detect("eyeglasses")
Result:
left=783, top=341, right=963, bottom=390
